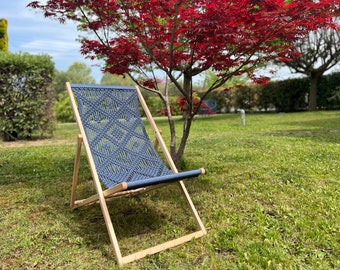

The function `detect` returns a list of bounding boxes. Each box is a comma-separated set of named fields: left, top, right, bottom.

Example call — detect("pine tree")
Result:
left=0, top=18, right=8, bottom=52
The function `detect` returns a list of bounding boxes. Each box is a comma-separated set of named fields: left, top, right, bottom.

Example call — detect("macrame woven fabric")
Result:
left=71, top=84, right=201, bottom=190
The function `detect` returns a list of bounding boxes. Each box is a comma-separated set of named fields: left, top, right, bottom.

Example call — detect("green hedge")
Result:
left=0, top=52, right=55, bottom=141
left=317, top=72, right=340, bottom=110
left=208, top=72, right=340, bottom=112
left=258, top=78, right=309, bottom=112
left=54, top=71, right=340, bottom=123
left=140, top=72, right=340, bottom=115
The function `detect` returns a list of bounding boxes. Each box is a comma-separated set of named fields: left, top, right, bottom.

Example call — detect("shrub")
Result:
left=145, top=96, right=162, bottom=116
left=0, top=52, right=55, bottom=141
left=232, top=85, right=257, bottom=111
left=257, top=78, right=308, bottom=112
left=317, top=72, right=340, bottom=110
left=255, top=72, right=340, bottom=112
left=193, top=72, right=340, bottom=114
left=143, top=95, right=181, bottom=116
left=197, top=90, right=233, bottom=113
left=56, top=92, right=75, bottom=122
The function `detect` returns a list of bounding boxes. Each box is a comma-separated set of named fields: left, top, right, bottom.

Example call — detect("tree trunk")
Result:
left=176, top=114, right=193, bottom=167
left=308, top=73, right=319, bottom=111
left=167, top=109, right=177, bottom=164
left=167, top=72, right=194, bottom=168
left=168, top=114, right=194, bottom=168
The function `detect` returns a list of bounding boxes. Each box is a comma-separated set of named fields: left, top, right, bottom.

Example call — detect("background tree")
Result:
left=54, top=62, right=96, bottom=122
left=100, top=72, right=133, bottom=85
left=65, top=61, right=96, bottom=84
left=29, top=0, right=338, bottom=166
left=0, top=18, right=8, bottom=52
left=282, top=27, right=340, bottom=111
left=54, top=61, right=96, bottom=96
left=198, top=69, right=249, bottom=113
left=54, top=70, right=70, bottom=96
left=201, top=69, right=248, bottom=90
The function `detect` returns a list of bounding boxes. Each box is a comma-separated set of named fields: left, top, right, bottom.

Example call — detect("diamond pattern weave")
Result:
left=71, top=84, right=173, bottom=188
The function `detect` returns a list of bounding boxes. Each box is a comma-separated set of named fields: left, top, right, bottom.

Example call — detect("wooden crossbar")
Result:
left=120, top=230, right=206, bottom=265
left=73, top=182, right=128, bottom=209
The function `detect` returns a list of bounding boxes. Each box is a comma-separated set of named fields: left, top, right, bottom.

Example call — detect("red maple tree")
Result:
left=28, top=0, right=338, bottom=165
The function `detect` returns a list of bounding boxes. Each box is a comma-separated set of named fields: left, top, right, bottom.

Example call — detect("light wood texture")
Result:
left=66, top=82, right=123, bottom=262
left=72, top=182, right=128, bottom=209
left=120, top=230, right=206, bottom=265
left=70, top=134, right=83, bottom=208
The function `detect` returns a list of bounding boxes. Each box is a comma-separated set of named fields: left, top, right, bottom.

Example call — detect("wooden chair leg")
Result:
left=178, top=181, right=207, bottom=234
left=70, top=134, right=83, bottom=208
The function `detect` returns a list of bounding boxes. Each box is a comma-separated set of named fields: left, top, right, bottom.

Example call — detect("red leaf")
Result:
left=28, top=0, right=338, bottom=81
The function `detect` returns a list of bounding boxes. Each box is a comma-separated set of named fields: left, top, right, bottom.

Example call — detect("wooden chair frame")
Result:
left=66, top=82, right=206, bottom=265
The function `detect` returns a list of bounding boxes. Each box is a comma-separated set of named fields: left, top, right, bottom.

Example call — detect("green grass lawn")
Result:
left=1, top=111, right=339, bottom=269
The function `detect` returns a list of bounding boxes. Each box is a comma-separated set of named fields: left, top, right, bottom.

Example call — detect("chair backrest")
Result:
left=70, top=84, right=172, bottom=188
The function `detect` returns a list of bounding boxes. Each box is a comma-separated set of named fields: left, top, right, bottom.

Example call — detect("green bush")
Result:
left=145, top=96, right=162, bottom=116
left=197, top=90, right=233, bottom=113
left=255, top=72, right=340, bottom=112
left=199, top=72, right=340, bottom=113
left=317, top=72, right=340, bottom=110
left=56, top=92, right=75, bottom=122
left=259, top=78, right=309, bottom=112
left=143, top=95, right=181, bottom=116
left=0, top=52, right=55, bottom=140
left=232, top=85, right=257, bottom=111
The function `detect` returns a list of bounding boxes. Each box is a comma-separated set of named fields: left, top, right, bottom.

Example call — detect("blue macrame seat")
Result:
left=71, top=84, right=202, bottom=190
left=66, top=83, right=206, bottom=265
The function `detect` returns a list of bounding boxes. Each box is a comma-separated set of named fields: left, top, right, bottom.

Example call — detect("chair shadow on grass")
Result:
left=66, top=181, right=207, bottom=258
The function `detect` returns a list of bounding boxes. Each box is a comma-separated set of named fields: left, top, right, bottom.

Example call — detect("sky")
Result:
left=1, top=1, right=103, bottom=81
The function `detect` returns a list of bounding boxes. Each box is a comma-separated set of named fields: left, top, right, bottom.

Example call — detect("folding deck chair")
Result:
left=66, top=82, right=206, bottom=265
